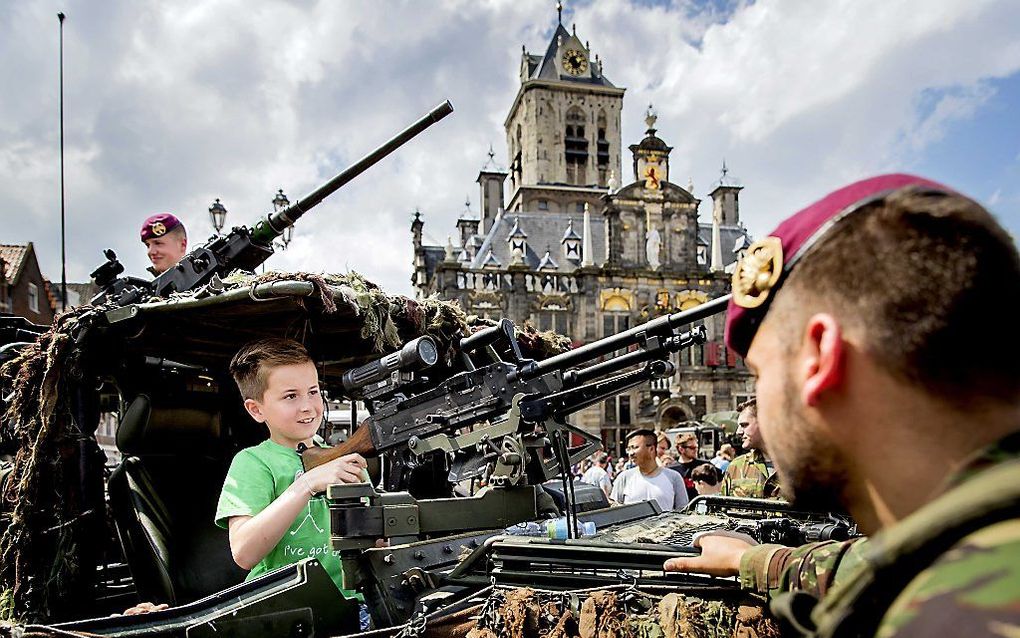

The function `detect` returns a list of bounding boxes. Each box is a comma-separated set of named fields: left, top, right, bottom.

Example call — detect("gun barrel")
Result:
left=522, top=293, right=730, bottom=378
left=564, top=326, right=706, bottom=386
left=252, top=100, right=455, bottom=243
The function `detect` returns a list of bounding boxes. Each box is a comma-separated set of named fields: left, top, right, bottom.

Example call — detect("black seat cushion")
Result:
left=109, top=395, right=247, bottom=605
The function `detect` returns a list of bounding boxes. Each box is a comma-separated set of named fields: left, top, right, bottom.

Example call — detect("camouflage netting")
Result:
left=0, top=271, right=571, bottom=623
left=0, top=306, right=104, bottom=623
left=460, top=586, right=781, bottom=638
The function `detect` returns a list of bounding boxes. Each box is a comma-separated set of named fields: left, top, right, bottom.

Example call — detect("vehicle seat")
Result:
left=108, top=393, right=247, bottom=605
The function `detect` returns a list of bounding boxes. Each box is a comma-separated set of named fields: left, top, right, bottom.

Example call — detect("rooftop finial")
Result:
left=721, top=160, right=729, bottom=177
left=573, top=23, right=576, bottom=36
left=557, top=1, right=563, bottom=25
left=482, top=143, right=497, bottom=170
left=464, top=195, right=471, bottom=213
left=645, top=103, right=658, bottom=131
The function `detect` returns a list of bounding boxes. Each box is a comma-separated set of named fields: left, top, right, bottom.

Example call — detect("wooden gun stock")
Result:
left=300, top=425, right=377, bottom=472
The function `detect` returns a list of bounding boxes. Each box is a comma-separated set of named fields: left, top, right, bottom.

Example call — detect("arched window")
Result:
left=596, top=110, right=609, bottom=186
left=564, top=107, right=588, bottom=185
left=512, top=124, right=523, bottom=189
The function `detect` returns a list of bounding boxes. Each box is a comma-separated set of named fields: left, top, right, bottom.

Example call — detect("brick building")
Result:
left=1, top=243, right=56, bottom=325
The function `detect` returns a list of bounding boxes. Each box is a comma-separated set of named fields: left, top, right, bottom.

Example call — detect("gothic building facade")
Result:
left=411, top=19, right=755, bottom=456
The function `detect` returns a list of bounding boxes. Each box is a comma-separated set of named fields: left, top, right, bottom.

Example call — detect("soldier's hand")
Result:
left=302, top=453, right=368, bottom=493
left=663, top=531, right=756, bottom=577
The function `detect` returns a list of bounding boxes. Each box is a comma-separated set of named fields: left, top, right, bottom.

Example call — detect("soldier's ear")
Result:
left=799, top=313, right=846, bottom=407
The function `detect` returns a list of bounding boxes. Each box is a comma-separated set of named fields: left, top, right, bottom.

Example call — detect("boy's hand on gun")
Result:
left=301, top=453, right=368, bottom=494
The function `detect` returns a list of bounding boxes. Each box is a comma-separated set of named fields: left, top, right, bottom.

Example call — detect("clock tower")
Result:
left=504, top=18, right=625, bottom=214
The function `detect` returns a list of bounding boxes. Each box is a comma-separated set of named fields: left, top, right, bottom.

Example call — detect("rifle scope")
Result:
left=342, top=336, right=440, bottom=394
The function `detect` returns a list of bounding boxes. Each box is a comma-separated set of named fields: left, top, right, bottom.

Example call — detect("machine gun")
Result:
left=301, top=293, right=729, bottom=494
left=90, top=101, right=455, bottom=307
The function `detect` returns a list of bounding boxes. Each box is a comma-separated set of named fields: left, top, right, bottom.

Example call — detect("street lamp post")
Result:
left=208, top=198, right=227, bottom=235
left=272, top=189, right=292, bottom=249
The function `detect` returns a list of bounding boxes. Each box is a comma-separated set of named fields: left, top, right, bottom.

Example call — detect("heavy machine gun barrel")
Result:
left=249, top=101, right=454, bottom=245
left=519, top=294, right=730, bottom=380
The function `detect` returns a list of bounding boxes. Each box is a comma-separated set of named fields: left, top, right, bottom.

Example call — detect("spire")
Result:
left=581, top=203, right=595, bottom=267
left=482, top=144, right=497, bottom=170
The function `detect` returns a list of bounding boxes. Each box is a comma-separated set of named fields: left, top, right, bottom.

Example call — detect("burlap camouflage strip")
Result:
left=463, top=586, right=781, bottom=638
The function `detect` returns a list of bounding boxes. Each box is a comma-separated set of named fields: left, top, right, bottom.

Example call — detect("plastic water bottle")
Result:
left=504, top=517, right=597, bottom=538
left=545, top=517, right=597, bottom=539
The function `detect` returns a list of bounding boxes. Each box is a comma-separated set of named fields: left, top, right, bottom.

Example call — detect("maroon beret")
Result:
left=140, top=213, right=183, bottom=242
left=724, top=174, right=952, bottom=358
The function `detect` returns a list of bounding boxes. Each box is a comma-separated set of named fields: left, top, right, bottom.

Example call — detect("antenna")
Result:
left=58, top=11, right=67, bottom=311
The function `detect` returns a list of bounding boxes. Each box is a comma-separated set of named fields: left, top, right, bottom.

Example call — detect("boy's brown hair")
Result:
left=230, top=338, right=313, bottom=401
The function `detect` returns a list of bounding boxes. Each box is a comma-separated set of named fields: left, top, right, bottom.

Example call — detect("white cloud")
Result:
left=1, top=0, right=1018, bottom=298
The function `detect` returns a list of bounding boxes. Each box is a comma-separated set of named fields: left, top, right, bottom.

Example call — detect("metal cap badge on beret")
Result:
left=140, top=213, right=182, bottom=242
left=724, top=173, right=952, bottom=358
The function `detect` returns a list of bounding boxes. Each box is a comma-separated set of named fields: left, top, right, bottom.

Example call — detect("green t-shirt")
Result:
left=215, top=439, right=353, bottom=596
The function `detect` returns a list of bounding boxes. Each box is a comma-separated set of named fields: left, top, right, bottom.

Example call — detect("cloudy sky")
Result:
left=2, top=0, right=1018, bottom=297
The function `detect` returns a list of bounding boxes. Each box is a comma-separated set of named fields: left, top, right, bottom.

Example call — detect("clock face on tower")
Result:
left=561, top=49, right=589, bottom=76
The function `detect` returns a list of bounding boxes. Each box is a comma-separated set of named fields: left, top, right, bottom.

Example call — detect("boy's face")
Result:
left=243, top=361, right=323, bottom=448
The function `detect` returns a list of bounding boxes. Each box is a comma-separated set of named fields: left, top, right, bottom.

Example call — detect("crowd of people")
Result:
left=572, top=397, right=775, bottom=511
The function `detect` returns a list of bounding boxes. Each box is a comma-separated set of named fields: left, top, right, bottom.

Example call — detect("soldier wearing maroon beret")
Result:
left=663, top=174, right=1020, bottom=636
left=140, top=213, right=188, bottom=275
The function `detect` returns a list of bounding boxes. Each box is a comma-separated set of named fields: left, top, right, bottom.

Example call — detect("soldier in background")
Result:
left=664, top=175, right=1020, bottom=636
left=140, top=213, right=188, bottom=275
left=719, top=399, right=779, bottom=498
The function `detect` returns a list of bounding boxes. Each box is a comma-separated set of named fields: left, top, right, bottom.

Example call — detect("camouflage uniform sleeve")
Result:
left=876, top=519, right=1020, bottom=638
left=739, top=537, right=869, bottom=599
left=720, top=459, right=738, bottom=496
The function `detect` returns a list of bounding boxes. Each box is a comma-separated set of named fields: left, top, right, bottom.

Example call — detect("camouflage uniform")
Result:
left=720, top=449, right=779, bottom=498
left=738, top=431, right=1020, bottom=636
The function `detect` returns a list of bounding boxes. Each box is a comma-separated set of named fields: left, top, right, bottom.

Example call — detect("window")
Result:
left=533, top=310, right=570, bottom=335
left=575, top=202, right=585, bottom=213
left=596, top=110, right=609, bottom=186
left=602, top=312, right=629, bottom=338
left=27, top=283, right=39, bottom=313
left=603, top=396, right=632, bottom=425
left=697, top=245, right=707, bottom=266
left=564, top=107, right=588, bottom=185
left=538, top=200, right=549, bottom=211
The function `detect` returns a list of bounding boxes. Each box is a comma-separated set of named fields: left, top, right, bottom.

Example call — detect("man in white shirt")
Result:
left=610, top=429, right=689, bottom=511
left=580, top=452, right=612, bottom=498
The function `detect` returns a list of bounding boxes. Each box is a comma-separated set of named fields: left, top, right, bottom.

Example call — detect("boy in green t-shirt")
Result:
left=215, top=338, right=367, bottom=597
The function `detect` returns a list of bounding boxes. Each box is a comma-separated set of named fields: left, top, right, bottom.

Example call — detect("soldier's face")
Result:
left=745, top=318, right=850, bottom=511
left=145, top=233, right=187, bottom=274
left=736, top=408, right=763, bottom=451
